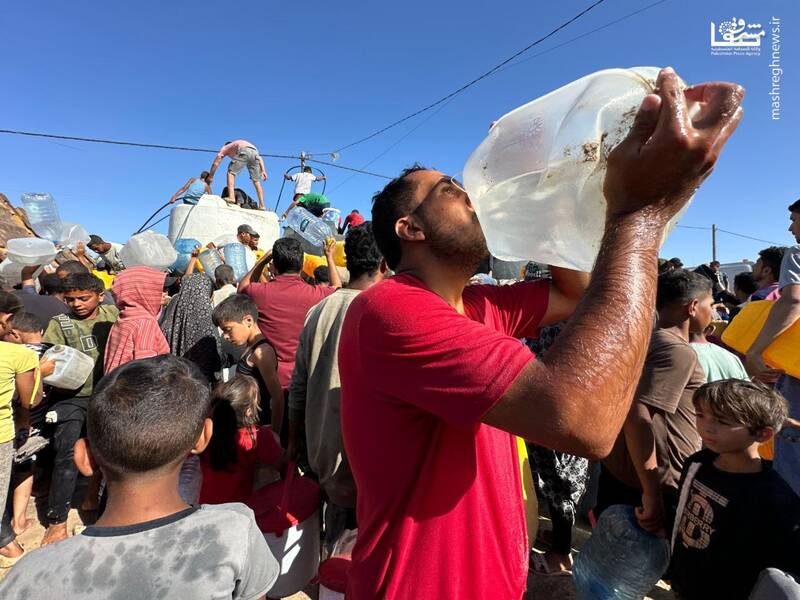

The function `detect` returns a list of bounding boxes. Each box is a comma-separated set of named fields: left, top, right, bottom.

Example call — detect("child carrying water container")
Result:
left=200, top=376, right=284, bottom=505
left=669, top=380, right=800, bottom=599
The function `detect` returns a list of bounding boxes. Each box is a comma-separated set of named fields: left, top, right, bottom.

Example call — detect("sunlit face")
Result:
left=789, top=211, right=800, bottom=243
left=689, top=292, right=715, bottom=333
left=406, top=170, right=488, bottom=271
left=64, top=289, right=102, bottom=319
left=218, top=317, right=255, bottom=346
left=695, top=404, right=761, bottom=454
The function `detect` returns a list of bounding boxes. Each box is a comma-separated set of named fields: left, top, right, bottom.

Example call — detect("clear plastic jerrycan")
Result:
left=21, top=192, right=64, bottom=242
left=463, top=67, right=696, bottom=272
left=119, top=231, right=178, bottom=271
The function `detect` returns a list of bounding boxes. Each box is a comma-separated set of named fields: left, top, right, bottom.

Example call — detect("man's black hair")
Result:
left=313, top=265, right=330, bottom=284
left=212, top=293, right=259, bottom=327
left=55, top=260, right=90, bottom=277
left=789, top=198, right=800, bottom=213
left=656, top=268, right=712, bottom=310
left=0, top=291, right=23, bottom=317
left=89, top=355, right=211, bottom=480
left=8, top=311, right=43, bottom=333
left=734, top=271, right=758, bottom=296
left=272, top=238, right=303, bottom=274
left=88, top=235, right=105, bottom=247
left=214, top=264, right=237, bottom=288
left=344, top=221, right=382, bottom=280
left=668, top=257, right=684, bottom=269
left=303, top=166, right=313, bottom=173
left=710, top=260, right=721, bottom=267
left=758, top=246, right=786, bottom=280
left=200, top=170, right=210, bottom=181
left=41, top=273, right=65, bottom=295
left=371, top=164, right=429, bottom=270
left=352, top=209, right=360, bottom=214
left=61, top=273, right=104, bottom=295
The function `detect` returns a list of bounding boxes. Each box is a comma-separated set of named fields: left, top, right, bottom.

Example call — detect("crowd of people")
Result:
left=0, top=67, right=797, bottom=599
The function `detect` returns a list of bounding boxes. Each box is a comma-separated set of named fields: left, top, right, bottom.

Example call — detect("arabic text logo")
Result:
left=710, top=18, right=765, bottom=55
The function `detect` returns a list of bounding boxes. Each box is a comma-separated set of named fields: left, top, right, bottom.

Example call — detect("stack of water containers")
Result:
left=1, top=238, right=59, bottom=285
left=119, top=231, right=177, bottom=271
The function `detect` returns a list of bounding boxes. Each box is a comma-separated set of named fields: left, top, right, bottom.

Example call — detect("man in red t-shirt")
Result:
left=340, top=209, right=365, bottom=234
left=338, top=68, right=744, bottom=599
left=239, top=238, right=342, bottom=391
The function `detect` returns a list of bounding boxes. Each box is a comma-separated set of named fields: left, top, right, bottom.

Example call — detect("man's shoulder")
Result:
left=197, top=502, right=258, bottom=525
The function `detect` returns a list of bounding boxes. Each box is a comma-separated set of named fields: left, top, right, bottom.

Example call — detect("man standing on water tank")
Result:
left=207, top=140, right=268, bottom=210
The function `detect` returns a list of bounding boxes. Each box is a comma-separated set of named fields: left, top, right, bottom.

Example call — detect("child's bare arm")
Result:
left=254, top=345, right=285, bottom=438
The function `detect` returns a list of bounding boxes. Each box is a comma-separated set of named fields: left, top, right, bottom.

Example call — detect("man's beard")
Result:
left=422, top=211, right=489, bottom=275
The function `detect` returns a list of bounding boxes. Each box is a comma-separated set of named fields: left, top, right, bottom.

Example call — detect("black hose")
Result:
left=135, top=200, right=173, bottom=234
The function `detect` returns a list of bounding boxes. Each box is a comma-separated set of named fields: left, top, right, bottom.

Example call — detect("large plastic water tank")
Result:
left=168, top=195, right=279, bottom=250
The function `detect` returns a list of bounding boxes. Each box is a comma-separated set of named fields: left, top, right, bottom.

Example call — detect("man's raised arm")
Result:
left=483, top=68, right=744, bottom=459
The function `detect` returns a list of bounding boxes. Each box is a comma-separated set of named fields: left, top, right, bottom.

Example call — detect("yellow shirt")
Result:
left=0, top=342, right=39, bottom=444
left=253, top=248, right=265, bottom=261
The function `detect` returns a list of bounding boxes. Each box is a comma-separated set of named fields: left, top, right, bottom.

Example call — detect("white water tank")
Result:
left=168, top=195, right=280, bottom=250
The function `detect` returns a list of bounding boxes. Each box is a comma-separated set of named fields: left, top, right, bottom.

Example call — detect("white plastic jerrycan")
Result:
left=119, top=231, right=178, bottom=271
left=463, top=66, right=697, bottom=272
left=42, top=345, right=95, bottom=390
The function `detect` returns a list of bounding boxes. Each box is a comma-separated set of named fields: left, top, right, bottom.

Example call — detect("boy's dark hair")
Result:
left=313, top=265, right=330, bottom=284
left=214, top=264, right=237, bottom=288
left=656, top=268, right=712, bottom=310
left=272, top=238, right=303, bottom=274
left=352, top=209, right=360, bottom=214
left=212, top=293, right=259, bottom=327
left=345, top=221, right=382, bottom=280
left=0, top=291, right=23, bottom=317
left=733, top=272, right=758, bottom=296
left=55, top=260, right=89, bottom=277
left=788, top=198, right=800, bottom=213
left=710, top=260, right=721, bottom=268
left=371, top=164, right=429, bottom=270
left=758, top=246, right=786, bottom=279
left=41, top=273, right=65, bottom=295
left=693, top=380, right=789, bottom=434
left=61, top=273, right=104, bottom=295
left=9, top=312, right=43, bottom=334
left=303, top=166, right=313, bottom=173
left=200, top=170, right=210, bottom=181
left=89, top=355, right=211, bottom=480
left=88, top=234, right=105, bottom=247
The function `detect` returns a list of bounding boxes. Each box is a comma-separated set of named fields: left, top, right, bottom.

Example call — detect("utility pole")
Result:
left=712, top=223, right=717, bottom=262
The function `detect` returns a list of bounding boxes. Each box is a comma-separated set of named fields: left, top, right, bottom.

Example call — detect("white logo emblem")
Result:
left=710, top=18, right=765, bottom=54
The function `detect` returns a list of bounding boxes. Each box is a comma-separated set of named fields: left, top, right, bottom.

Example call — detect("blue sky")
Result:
left=1, top=0, right=795, bottom=267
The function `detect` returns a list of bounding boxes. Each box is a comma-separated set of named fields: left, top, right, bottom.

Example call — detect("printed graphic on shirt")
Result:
left=678, top=479, right=729, bottom=550
left=79, top=335, right=97, bottom=352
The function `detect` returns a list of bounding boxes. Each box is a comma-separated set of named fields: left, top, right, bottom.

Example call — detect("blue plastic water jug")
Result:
left=573, top=504, right=670, bottom=600
left=223, top=243, right=249, bottom=281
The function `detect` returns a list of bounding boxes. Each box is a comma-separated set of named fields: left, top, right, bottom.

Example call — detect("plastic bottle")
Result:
left=321, top=208, right=341, bottom=235
left=463, top=67, right=697, bottom=272
left=0, top=258, right=26, bottom=285
left=170, top=238, right=201, bottom=273
left=119, top=231, right=178, bottom=271
left=42, top=345, right=95, bottom=390
left=5, top=238, right=58, bottom=266
left=223, top=243, right=249, bottom=281
left=21, top=193, right=64, bottom=241
left=284, top=206, right=332, bottom=248
left=59, top=222, right=91, bottom=249
left=197, top=247, right=224, bottom=275
left=573, top=504, right=670, bottom=599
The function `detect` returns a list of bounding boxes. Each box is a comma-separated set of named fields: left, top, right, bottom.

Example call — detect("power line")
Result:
left=677, top=225, right=711, bottom=230
left=717, top=228, right=784, bottom=246
left=311, top=0, right=610, bottom=156
left=327, top=0, right=670, bottom=194
left=0, top=128, right=392, bottom=179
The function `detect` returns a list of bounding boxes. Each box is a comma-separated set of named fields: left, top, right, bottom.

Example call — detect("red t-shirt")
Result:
left=243, top=275, right=336, bottom=388
left=343, top=212, right=365, bottom=229
left=338, top=274, right=549, bottom=599
left=199, top=425, right=283, bottom=505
